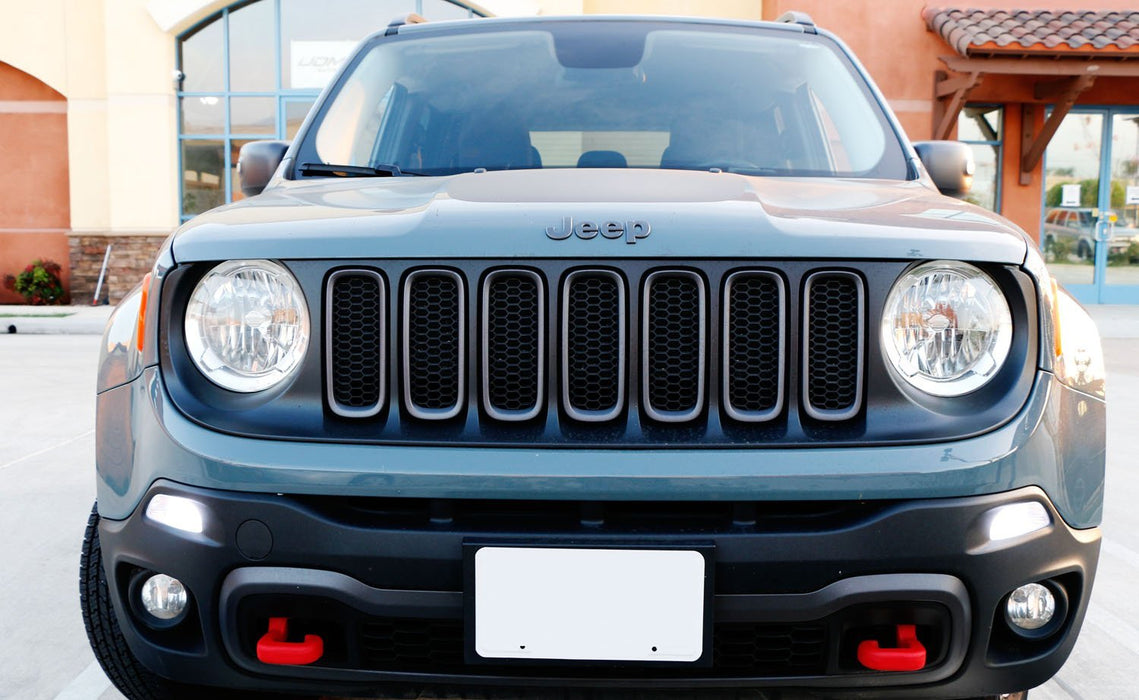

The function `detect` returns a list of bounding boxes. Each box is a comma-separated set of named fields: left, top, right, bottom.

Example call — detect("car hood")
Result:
left=171, top=169, right=1029, bottom=264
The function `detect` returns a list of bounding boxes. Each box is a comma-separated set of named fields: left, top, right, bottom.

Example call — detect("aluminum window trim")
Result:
left=324, top=269, right=386, bottom=419
left=561, top=269, right=626, bottom=423
left=722, top=270, right=786, bottom=423
left=642, top=269, right=707, bottom=423
left=481, top=269, right=545, bottom=422
left=801, top=270, right=865, bottom=422
left=402, top=268, right=466, bottom=420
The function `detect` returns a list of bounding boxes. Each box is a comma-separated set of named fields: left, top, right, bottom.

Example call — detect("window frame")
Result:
left=176, top=0, right=485, bottom=222
left=956, top=103, right=1004, bottom=213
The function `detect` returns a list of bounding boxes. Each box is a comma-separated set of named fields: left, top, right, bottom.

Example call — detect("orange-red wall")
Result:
left=762, top=0, right=1139, bottom=242
left=0, top=61, right=70, bottom=304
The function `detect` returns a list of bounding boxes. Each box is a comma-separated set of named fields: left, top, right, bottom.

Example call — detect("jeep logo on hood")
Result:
left=545, top=217, right=651, bottom=244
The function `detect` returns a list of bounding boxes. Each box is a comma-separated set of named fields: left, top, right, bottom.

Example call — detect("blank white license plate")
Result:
left=474, top=547, right=706, bottom=662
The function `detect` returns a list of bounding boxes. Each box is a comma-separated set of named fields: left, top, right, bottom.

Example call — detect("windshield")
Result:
left=301, top=21, right=908, bottom=179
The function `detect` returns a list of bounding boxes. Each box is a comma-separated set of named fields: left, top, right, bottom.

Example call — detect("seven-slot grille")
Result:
left=325, top=266, right=865, bottom=425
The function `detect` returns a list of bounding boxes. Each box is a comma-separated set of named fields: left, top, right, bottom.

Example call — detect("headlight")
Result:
left=881, top=261, right=1011, bottom=397
left=185, top=260, right=309, bottom=392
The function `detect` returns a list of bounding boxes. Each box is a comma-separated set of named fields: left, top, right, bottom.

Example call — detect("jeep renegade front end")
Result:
left=82, top=14, right=1106, bottom=700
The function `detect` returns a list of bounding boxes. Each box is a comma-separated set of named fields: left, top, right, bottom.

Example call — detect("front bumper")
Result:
left=101, top=480, right=1099, bottom=698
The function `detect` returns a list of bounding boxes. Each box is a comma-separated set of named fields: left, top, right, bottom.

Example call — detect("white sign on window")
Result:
left=1127, top=186, right=1139, bottom=205
left=290, top=41, right=357, bottom=89
left=1061, top=184, right=1081, bottom=207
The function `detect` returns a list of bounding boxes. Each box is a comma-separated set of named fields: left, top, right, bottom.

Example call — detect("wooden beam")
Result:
left=940, top=55, right=1133, bottom=78
left=1020, top=104, right=1036, bottom=186
left=1020, top=74, right=1097, bottom=175
left=932, top=70, right=982, bottom=140
left=936, top=73, right=984, bottom=98
left=1034, top=75, right=1096, bottom=101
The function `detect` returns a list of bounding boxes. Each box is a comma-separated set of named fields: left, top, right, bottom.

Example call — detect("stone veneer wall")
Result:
left=68, top=235, right=169, bottom=305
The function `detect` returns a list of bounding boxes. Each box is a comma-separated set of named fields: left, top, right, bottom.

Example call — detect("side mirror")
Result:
left=237, top=140, right=289, bottom=197
left=912, top=141, right=975, bottom=197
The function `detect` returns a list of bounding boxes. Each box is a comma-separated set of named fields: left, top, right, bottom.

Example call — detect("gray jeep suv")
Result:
left=81, top=12, right=1106, bottom=700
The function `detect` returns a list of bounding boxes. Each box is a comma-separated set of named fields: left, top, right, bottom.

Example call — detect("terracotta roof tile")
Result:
left=925, top=7, right=1139, bottom=57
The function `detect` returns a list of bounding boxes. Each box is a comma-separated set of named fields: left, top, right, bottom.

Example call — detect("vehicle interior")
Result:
left=310, top=23, right=906, bottom=179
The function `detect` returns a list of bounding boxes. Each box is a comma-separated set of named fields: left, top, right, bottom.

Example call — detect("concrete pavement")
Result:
left=1, top=305, right=114, bottom=335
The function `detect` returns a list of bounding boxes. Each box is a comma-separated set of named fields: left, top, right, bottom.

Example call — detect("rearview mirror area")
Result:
left=237, top=141, right=290, bottom=197
left=913, top=141, right=975, bottom=197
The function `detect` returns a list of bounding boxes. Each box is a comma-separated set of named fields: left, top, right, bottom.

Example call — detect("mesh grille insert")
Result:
left=713, top=622, right=827, bottom=674
left=484, top=272, right=542, bottom=417
left=725, top=273, right=783, bottom=419
left=564, top=272, right=624, bottom=418
left=405, top=272, right=463, bottom=416
left=805, top=273, right=862, bottom=417
left=645, top=272, right=704, bottom=419
left=359, top=618, right=464, bottom=671
left=353, top=616, right=827, bottom=676
left=329, top=272, right=384, bottom=413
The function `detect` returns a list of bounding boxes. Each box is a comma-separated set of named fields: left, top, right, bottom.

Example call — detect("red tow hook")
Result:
left=256, top=617, right=324, bottom=665
left=857, top=624, right=927, bottom=672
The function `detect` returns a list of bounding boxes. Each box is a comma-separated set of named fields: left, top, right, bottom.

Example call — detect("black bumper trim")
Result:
left=97, top=480, right=1100, bottom=698
left=219, top=567, right=971, bottom=687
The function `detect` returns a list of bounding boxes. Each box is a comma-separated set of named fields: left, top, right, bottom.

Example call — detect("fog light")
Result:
left=146, top=494, right=205, bottom=534
left=140, top=574, right=188, bottom=621
left=1006, top=583, right=1055, bottom=631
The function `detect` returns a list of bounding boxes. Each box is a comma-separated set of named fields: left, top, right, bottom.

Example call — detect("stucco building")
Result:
left=2, top=0, right=1138, bottom=304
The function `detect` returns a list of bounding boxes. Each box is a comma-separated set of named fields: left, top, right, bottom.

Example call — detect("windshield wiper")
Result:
left=298, top=162, right=424, bottom=177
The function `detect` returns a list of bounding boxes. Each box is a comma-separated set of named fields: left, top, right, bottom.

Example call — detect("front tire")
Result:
left=80, top=503, right=300, bottom=700
left=79, top=501, right=170, bottom=700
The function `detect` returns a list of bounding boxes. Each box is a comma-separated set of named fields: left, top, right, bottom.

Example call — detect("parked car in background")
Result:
left=1043, top=207, right=1139, bottom=261
left=82, top=12, right=1105, bottom=700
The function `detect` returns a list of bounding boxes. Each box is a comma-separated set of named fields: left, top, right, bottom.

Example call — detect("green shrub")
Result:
left=3, top=259, right=66, bottom=305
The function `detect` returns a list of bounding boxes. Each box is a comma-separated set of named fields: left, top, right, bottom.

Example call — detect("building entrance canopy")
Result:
left=925, top=8, right=1139, bottom=303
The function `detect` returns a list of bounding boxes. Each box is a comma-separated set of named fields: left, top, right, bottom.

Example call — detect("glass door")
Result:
left=1101, top=112, right=1139, bottom=302
left=1043, top=108, right=1139, bottom=304
left=1042, top=111, right=1104, bottom=301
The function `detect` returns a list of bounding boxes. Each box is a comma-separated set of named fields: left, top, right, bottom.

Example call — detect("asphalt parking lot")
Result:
left=2, top=313, right=1138, bottom=700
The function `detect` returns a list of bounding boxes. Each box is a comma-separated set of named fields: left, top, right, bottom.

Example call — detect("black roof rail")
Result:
left=386, top=13, right=427, bottom=35
left=776, top=11, right=817, bottom=33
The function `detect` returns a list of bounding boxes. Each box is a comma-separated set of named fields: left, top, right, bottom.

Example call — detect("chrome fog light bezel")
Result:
left=131, top=571, right=191, bottom=629
left=1004, top=580, right=1066, bottom=639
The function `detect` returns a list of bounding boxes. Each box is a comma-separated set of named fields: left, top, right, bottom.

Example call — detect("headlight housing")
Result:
left=881, top=261, right=1012, bottom=397
left=184, top=260, right=309, bottom=393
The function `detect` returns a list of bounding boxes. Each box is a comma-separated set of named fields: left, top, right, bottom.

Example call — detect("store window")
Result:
left=178, top=0, right=485, bottom=221
left=956, top=105, right=1003, bottom=213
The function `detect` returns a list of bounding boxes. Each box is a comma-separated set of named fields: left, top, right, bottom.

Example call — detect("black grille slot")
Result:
left=482, top=271, right=544, bottom=420
left=327, top=271, right=385, bottom=416
left=643, top=271, right=705, bottom=421
left=713, top=622, right=827, bottom=674
left=724, top=272, right=784, bottom=421
left=562, top=271, right=625, bottom=421
left=359, top=618, right=464, bottom=671
left=403, top=271, right=464, bottom=419
left=803, top=272, right=864, bottom=420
